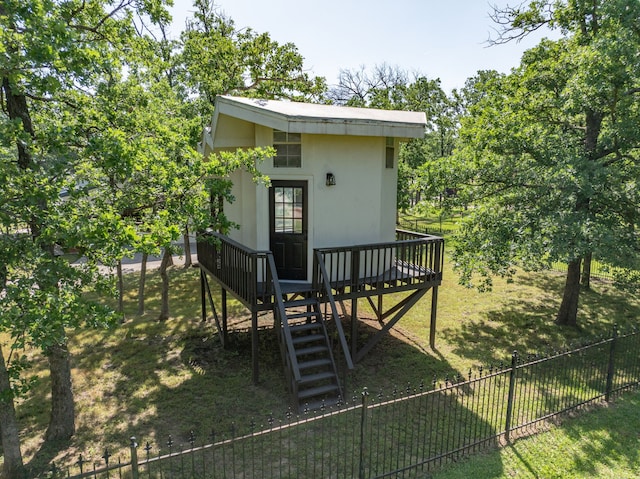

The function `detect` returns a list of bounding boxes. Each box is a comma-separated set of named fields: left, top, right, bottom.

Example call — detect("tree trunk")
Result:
left=183, top=228, right=192, bottom=268
left=137, top=252, right=148, bottom=316
left=4, top=74, right=76, bottom=445
left=556, top=258, right=582, bottom=327
left=45, top=343, right=75, bottom=441
left=158, top=249, right=172, bottom=321
left=2, top=77, right=35, bottom=170
left=0, top=344, right=25, bottom=479
left=581, top=251, right=592, bottom=290
left=116, top=260, right=124, bottom=316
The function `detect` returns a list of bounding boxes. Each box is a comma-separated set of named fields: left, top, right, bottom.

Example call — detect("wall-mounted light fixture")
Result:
left=326, top=172, right=336, bottom=186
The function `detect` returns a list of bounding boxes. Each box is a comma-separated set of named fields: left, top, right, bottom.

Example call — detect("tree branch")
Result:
left=601, top=151, right=639, bottom=168
left=23, top=92, right=78, bottom=110
left=66, top=0, right=135, bottom=42
left=487, top=1, right=554, bottom=46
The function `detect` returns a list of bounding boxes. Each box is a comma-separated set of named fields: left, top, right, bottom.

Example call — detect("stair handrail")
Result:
left=264, top=252, right=302, bottom=382
left=314, top=250, right=355, bottom=370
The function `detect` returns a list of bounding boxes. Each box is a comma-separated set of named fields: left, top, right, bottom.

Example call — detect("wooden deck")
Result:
left=330, top=260, right=436, bottom=290
left=197, top=230, right=442, bottom=309
left=197, top=229, right=444, bottom=390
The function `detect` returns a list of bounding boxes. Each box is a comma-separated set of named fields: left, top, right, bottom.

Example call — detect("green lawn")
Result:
left=432, top=390, right=640, bottom=479
left=11, top=246, right=640, bottom=475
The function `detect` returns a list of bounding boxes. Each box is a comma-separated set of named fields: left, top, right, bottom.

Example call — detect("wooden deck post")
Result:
left=429, top=285, right=438, bottom=349
left=200, top=270, right=207, bottom=322
left=222, top=288, right=228, bottom=348
left=351, top=297, right=358, bottom=360
left=251, top=310, right=259, bottom=384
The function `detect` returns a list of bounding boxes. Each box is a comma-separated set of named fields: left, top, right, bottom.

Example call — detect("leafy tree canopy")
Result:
left=180, top=0, right=326, bottom=121
left=447, top=0, right=640, bottom=326
left=0, top=1, right=281, bottom=472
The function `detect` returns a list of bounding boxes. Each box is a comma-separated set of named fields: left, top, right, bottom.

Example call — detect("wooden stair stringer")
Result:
left=277, top=296, right=343, bottom=411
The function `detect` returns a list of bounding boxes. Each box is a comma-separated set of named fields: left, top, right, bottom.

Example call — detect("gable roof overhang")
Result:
left=201, top=95, right=428, bottom=152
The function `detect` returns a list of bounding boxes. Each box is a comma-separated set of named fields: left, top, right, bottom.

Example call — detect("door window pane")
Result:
left=273, top=186, right=303, bottom=233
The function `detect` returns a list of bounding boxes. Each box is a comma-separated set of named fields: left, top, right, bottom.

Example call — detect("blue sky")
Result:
left=169, top=1, right=559, bottom=93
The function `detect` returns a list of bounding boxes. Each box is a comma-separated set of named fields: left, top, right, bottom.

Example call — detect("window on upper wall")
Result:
left=385, top=137, right=394, bottom=168
left=273, top=130, right=302, bottom=168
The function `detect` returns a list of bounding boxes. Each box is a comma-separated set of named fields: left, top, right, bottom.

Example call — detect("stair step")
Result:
left=298, top=383, right=340, bottom=400
left=295, top=345, right=328, bottom=356
left=292, top=333, right=324, bottom=345
left=300, top=371, right=336, bottom=384
left=284, top=297, right=317, bottom=308
left=289, top=322, right=322, bottom=333
left=287, top=310, right=320, bottom=321
left=299, top=358, right=332, bottom=370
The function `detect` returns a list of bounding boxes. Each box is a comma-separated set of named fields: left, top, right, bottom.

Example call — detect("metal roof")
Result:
left=211, top=95, right=428, bottom=139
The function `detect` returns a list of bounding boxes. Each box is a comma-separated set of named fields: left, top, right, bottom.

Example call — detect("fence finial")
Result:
left=130, top=437, right=139, bottom=479
left=102, top=448, right=111, bottom=466
left=361, top=387, right=369, bottom=402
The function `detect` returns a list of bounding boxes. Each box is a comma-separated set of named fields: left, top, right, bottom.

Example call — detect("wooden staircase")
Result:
left=276, top=296, right=343, bottom=411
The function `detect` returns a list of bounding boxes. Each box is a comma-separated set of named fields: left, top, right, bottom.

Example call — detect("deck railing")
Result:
left=315, top=229, right=444, bottom=298
left=314, top=250, right=355, bottom=371
left=197, top=231, right=272, bottom=309
left=267, top=254, right=303, bottom=388
left=197, top=229, right=444, bottom=308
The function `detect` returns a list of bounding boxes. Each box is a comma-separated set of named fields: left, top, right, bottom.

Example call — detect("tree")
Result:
left=117, top=1, right=309, bottom=318
left=0, top=1, right=174, bottom=473
left=0, top=2, right=317, bottom=475
left=406, top=78, right=459, bottom=208
left=180, top=0, right=326, bottom=121
left=328, top=63, right=410, bottom=108
left=448, top=0, right=640, bottom=327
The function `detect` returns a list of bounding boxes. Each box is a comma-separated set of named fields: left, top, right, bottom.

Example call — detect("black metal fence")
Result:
left=550, top=260, right=619, bottom=281
left=61, top=328, right=640, bottom=479
left=397, top=218, right=456, bottom=237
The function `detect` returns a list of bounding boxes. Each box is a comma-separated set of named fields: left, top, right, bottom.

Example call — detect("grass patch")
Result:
left=8, top=250, right=640, bottom=474
left=431, top=390, right=640, bottom=479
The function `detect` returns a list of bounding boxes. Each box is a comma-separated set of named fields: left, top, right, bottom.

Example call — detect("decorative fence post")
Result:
left=504, top=351, right=519, bottom=443
left=605, top=326, right=618, bottom=402
left=130, top=437, right=139, bottom=479
left=358, top=388, right=369, bottom=479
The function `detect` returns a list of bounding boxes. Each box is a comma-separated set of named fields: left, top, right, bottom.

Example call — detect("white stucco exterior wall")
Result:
left=225, top=169, right=259, bottom=249
left=224, top=130, right=398, bottom=247
left=202, top=96, right=425, bottom=282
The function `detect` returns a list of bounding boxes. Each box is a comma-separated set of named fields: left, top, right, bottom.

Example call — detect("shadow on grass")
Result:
left=432, top=391, right=640, bottom=478
left=441, top=271, right=640, bottom=367
left=24, top=268, right=505, bottom=477
left=32, top=264, right=640, bottom=476
left=559, top=392, right=640, bottom=476
left=59, top=317, right=505, bottom=477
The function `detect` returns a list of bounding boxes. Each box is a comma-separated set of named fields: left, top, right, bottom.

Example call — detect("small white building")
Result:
left=197, top=96, right=443, bottom=410
left=200, top=95, right=428, bottom=281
